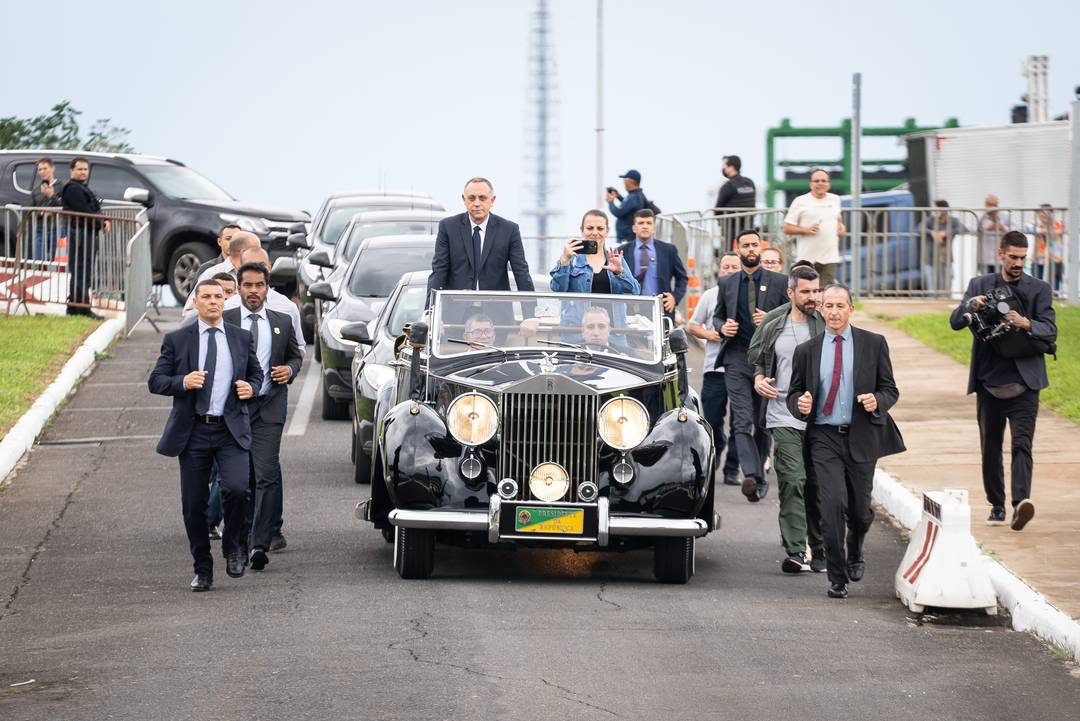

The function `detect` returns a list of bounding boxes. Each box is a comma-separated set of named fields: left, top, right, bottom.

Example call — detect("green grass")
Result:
left=0, top=316, right=101, bottom=436
left=892, top=306, right=1080, bottom=424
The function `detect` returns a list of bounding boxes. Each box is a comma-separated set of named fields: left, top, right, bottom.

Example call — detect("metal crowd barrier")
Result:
left=1, top=204, right=154, bottom=332
left=666, top=206, right=1070, bottom=300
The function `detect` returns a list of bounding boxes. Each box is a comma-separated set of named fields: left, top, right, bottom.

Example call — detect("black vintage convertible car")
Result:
left=349, top=290, right=718, bottom=583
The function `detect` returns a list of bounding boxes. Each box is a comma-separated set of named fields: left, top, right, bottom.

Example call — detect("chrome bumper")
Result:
left=374, top=496, right=708, bottom=546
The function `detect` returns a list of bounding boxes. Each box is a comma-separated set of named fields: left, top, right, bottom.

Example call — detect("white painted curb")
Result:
left=873, top=468, right=1080, bottom=663
left=0, top=318, right=125, bottom=483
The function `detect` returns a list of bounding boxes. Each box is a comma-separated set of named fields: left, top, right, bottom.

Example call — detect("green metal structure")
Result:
left=765, top=117, right=959, bottom=207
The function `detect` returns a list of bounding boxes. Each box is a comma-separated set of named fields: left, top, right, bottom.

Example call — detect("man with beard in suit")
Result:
left=224, top=263, right=303, bottom=571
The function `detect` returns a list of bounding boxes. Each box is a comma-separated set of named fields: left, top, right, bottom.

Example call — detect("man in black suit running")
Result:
left=710, top=229, right=789, bottom=502
left=149, top=279, right=263, bottom=591
left=787, top=283, right=906, bottom=599
left=224, top=263, right=303, bottom=571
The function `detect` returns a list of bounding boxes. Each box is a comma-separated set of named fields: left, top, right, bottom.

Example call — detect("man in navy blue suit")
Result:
left=617, top=209, right=688, bottom=321
left=149, top=279, right=263, bottom=591
left=427, top=177, right=534, bottom=297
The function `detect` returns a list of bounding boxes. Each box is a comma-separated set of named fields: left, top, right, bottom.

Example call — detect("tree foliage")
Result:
left=0, top=101, right=135, bottom=153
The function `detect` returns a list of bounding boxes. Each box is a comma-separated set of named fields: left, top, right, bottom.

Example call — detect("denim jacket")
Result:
left=549, top=253, right=641, bottom=295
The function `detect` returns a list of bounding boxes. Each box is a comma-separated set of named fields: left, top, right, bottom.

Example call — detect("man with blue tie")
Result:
left=149, top=279, right=263, bottom=591
left=617, top=209, right=688, bottom=321
left=224, top=263, right=303, bottom=572
left=787, top=284, right=905, bottom=599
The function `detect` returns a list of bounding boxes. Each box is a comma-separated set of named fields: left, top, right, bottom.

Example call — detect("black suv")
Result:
left=0, top=150, right=309, bottom=299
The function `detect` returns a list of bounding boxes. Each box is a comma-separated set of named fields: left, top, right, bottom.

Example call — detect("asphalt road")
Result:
left=1, top=313, right=1078, bottom=720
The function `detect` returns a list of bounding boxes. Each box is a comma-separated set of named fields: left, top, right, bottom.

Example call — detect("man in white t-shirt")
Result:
left=688, top=252, right=742, bottom=484
left=783, top=169, right=846, bottom=286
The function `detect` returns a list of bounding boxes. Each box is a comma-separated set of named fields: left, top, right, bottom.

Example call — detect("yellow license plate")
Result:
left=514, top=507, right=584, bottom=535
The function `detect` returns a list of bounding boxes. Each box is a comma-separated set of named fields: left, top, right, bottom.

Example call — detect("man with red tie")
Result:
left=786, top=284, right=905, bottom=599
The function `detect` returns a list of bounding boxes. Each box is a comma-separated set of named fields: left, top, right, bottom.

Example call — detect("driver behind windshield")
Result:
left=463, top=314, right=496, bottom=348
left=581, top=306, right=621, bottom=353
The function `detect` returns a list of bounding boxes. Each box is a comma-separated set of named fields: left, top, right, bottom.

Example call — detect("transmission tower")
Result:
left=522, top=0, right=561, bottom=269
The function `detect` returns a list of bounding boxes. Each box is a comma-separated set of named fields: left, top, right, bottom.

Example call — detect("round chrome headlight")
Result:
left=446, top=392, right=498, bottom=446
left=529, top=462, right=570, bottom=503
left=597, top=397, right=650, bottom=451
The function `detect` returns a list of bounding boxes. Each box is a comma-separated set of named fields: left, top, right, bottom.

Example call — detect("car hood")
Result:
left=185, top=198, right=308, bottom=222
left=442, top=358, right=657, bottom=394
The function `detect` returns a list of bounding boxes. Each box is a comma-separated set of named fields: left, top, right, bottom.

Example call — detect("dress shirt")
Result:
left=816, top=324, right=854, bottom=426
left=470, top=215, right=490, bottom=289
left=241, top=305, right=272, bottom=395
left=196, top=318, right=233, bottom=416
left=224, top=289, right=304, bottom=353
left=634, top=238, right=660, bottom=296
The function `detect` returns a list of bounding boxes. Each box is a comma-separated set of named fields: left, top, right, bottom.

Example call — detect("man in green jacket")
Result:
left=748, top=263, right=826, bottom=573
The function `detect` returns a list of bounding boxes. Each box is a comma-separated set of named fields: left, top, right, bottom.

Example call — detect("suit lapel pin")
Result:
left=760, top=285, right=767, bottom=292
left=273, top=326, right=280, bottom=335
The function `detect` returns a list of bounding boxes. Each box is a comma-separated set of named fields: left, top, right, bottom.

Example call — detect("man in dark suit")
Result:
left=708, top=228, right=788, bottom=502
left=949, top=230, right=1056, bottom=531
left=149, top=279, right=263, bottom=591
left=787, top=283, right=905, bottom=599
left=427, top=177, right=534, bottom=298
left=617, top=209, right=688, bottom=322
left=224, top=263, right=303, bottom=571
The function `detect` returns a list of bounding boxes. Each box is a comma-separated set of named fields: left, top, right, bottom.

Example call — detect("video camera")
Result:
left=963, top=286, right=1017, bottom=343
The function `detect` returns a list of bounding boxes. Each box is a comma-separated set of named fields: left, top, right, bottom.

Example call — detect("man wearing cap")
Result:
left=607, top=169, right=647, bottom=243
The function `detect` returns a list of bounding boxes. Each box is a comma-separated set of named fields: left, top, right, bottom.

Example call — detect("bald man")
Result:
left=183, top=232, right=261, bottom=316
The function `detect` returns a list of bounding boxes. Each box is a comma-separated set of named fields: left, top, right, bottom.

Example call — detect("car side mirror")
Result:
left=341, top=322, right=373, bottom=345
left=269, top=257, right=296, bottom=287
left=289, top=222, right=307, bottom=234
left=668, top=327, right=689, bottom=354
left=308, top=281, right=337, bottom=302
left=308, top=249, right=333, bottom=268
left=287, top=232, right=310, bottom=250
left=123, top=187, right=151, bottom=205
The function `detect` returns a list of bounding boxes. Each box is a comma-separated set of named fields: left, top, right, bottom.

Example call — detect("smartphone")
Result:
left=574, top=239, right=599, bottom=255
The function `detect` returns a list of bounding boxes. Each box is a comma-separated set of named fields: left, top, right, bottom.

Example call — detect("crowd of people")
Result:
left=148, top=171, right=1058, bottom=600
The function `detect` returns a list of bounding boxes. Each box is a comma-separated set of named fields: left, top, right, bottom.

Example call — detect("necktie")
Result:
left=196, top=327, right=217, bottom=416
left=821, top=335, right=844, bottom=417
left=636, top=243, right=651, bottom=283
left=747, top=273, right=757, bottom=314
left=248, top=313, right=266, bottom=395
left=472, top=225, right=482, bottom=274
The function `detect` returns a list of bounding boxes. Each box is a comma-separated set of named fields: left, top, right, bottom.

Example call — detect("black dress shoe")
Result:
left=190, top=574, right=212, bottom=592
left=741, top=476, right=760, bottom=503
left=226, top=552, right=246, bottom=578
left=847, top=560, right=866, bottom=582
left=810, top=553, right=827, bottom=573
left=827, top=582, right=849, bottom=599
left=249, top=548, right=269, bottom=571
left=722, top=474, right=741, bottom=486
left=755, top=479, right=769, bottom=501
left=269, top=533, right=287, bottom=552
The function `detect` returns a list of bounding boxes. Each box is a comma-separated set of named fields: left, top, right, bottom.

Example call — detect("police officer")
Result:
left=949, top=230, right=1057, bottom=531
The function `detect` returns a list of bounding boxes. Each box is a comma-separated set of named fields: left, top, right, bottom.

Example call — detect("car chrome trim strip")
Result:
left=388, top=508, right=488, bottom=531
left=608, top=516, right=708, bottom=538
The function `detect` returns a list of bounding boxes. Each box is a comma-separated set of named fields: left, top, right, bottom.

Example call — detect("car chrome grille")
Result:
left=499, top=392, right=598, bottom=501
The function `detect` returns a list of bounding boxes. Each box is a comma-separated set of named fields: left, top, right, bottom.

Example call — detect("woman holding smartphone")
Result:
left=550, top=209, right=640, bottom=296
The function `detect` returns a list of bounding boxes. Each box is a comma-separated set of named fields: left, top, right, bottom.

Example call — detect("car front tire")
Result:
left=321, top=375, right=349, bottom=420
left=653, top=536, right=695, bottom=584
left=168, top=241, right=216, bottom=302
left=393, top=526, right=434, bottom=579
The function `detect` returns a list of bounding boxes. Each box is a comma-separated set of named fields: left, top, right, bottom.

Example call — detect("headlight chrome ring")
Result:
left=597, top=397, right=650, bottom=451
left=446, top=392, right=499, bottom=446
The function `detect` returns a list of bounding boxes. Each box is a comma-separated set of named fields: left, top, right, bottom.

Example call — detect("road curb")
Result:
left=0, top=318, right=125, bottom=484
left=873, top=468, right=1080, bottom=663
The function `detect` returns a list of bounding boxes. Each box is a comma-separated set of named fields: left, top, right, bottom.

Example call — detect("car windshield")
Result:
left=348, top=247, right=435, bottom=298
left=386, top=285, right=428, bottom=336
left=321, top=205, right=372, bottom=246
left=138, top=164, right=233, bottom=201
left=432, top=292, right=662, bottom=363
left=341, top=221, right=439, bottom=262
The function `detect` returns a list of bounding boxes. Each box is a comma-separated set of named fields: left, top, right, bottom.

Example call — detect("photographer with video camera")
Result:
left=950, top=230, right=1057, bottom=531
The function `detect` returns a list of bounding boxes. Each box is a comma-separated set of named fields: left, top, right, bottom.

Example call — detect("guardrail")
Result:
left=661, top=206, right=1070, bottom=302
left=1, top=204, right=155, bottom=333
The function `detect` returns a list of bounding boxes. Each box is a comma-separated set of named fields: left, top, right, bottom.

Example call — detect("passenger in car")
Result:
left=463, top=314, right=496, bottom=349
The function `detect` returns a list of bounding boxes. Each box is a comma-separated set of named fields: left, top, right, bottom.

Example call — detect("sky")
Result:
left=7, top=0, right=1079, bottom=237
